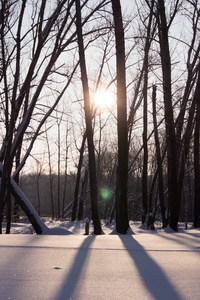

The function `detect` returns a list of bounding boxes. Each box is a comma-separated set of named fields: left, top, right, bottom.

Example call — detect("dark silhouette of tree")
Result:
left=71, top=133, right=87, bottom=221
left=152, top=85, right=166, bottom=227
left=157, top=0, right=178, bottom=231
left=193, top=69, right=200, bottom=228
left=75, top=0, right=101, bottom=234
left=141, top=0, right=155, bottom=225
left=111, top=0, right=129, bottom=234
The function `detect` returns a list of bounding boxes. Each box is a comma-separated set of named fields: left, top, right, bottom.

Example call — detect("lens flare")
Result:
left=100, top=187, right=113, bottom=200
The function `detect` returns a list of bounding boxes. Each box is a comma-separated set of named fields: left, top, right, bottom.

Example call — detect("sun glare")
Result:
left=94, top=90, right=113, bottom=109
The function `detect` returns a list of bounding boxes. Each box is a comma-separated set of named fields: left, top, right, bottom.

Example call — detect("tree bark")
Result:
left=152, top=85, right=166, bottom=227
left=75, top=0, right=101, bottom=234
left=157, top=0, right=178, bottom=231
left=78, top=166, right=88, bottom=221
left=194, top=70, right=200, bottom=228
left=72, top=133, right=87, bottom=221
left=111, top=0, right=129, bottom=234
left=142, top=0, right=155, bottom=225
left=142, top=47, right=148, bottom=225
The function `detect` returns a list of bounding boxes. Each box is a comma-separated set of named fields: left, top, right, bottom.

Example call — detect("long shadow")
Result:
left=56, top=235, right=95, bottom=300
left=119, top=235, right=182, bottom=300
left=156, top=231, right=200, bottom=253
left=178, top=230, right=200, bottom=239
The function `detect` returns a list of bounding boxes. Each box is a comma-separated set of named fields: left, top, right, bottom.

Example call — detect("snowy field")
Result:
left=0, top=220, right=200, bottom=300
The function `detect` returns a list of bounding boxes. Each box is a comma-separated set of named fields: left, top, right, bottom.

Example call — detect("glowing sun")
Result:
left=94, top=90, right=113, bottom=109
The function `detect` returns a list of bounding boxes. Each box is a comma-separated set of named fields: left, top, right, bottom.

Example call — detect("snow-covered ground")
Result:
left=1, top=220, right=200, bottom=300
left=1, top=218, right=195, bottom=235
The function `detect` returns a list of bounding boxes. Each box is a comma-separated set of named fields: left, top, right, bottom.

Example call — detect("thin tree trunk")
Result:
left=75, top=0, right=101, bottom=234
left=142, top=1, right=155, bottom=224
left=6, top=192, right=11, bottom=234
left=142, top=61, right=148, bottom=225
left=62, top=126, right=69, bottom=218
left=36, top=171, right=41, bottom=216
left=71, top=133, right=87, bottom=221
left=57, top=119, right=61, bottom=218
left=157, top=0, right=178, bottom=231
left=152, top=85, right=166, bottom=227
left=13, top=143, right=22, bottom=223
left=78, top=166, right=88, bottom=221
left=177, top=93, right=196, bottom=211
left=194, top=70, right=200, bottom=228
left=45, top=127, right=54, bottom=220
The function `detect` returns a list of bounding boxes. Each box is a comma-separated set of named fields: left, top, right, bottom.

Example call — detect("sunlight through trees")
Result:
left=0, top=0, right=200, bottom=234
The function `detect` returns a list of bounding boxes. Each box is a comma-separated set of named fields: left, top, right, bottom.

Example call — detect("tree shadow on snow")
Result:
left=119, top=235, right=182, bottom=300
left=178, top=230, right=200, bottom=239
left=56, top=235, right=95, bottom=300
left=156, top=231, right=200, bottom=253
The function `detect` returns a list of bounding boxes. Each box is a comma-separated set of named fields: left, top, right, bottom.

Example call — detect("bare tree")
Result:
left=0, top=0, right=79, bottom=233
left=152, top=85, right=166, bottom=227
left=45, top=123, right=55, bottom=220
left=62, top=124, right=70, bottom=218
left=193, top=69, right=200, bottom=228
left=156, top=0, right=179, bottom=231
left=71, top=132, right=87, bottom=221
left=75, top=0, right=102, bottom=234
left=141, top=0, right=156, bottom=225
left=111, top=0, right=129, bottom=234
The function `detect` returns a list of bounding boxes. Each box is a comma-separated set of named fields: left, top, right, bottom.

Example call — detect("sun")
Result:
left=94, top=90, right=113, bottom=109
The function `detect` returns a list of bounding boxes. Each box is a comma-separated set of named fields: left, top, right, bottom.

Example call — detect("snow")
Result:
left=1, top=220, right=200, bottom=300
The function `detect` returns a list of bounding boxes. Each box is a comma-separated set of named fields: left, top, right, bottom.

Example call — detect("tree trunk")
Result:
left=62, top=126, right=69, bottom=218
left=177, top=90, right=196, bottom=212
left=152, top=85, right=167, bottom=227
left=13, top=146, right=22, bottom=222
left=157, top=0, right=178, bottom=231
left=142, top=57, right=148, bottom=225
left=194, top=70, right=200, bottom=228
left=71, top=133, right=87, bottom=221
left=75, top=0, right=101, bottom=234
left=36, top=172, right=41, bottom=216
left=111, top=0, right=129, bottom=234
left=57, top=119, right=61, bottom=218
left=142, top=1, right=155, bottom=225
left=45, top=127, right=55, bottom=220
left=78, top=166, right=88, bottom=221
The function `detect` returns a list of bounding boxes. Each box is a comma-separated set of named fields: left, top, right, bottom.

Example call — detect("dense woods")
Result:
left=0, top=0, right=200, bottom=234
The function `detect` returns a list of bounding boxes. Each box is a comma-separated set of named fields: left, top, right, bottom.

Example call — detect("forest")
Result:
left=0, top=0, right=200, bottom=234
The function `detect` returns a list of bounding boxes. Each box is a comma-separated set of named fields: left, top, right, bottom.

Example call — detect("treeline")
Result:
left=19, top=148, right=194, bottom=226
